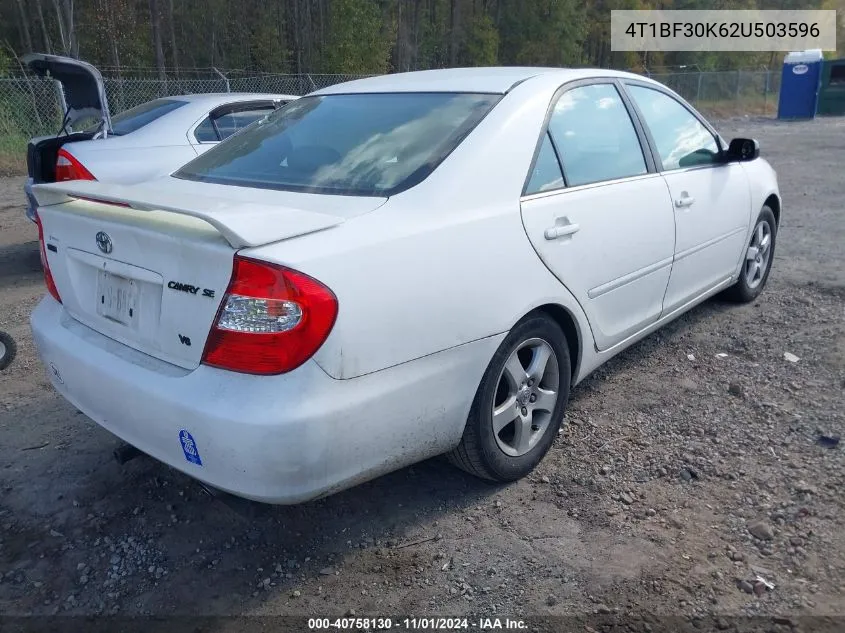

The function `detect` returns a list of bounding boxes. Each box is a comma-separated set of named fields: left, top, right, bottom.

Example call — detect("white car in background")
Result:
left=29, top=67, right=780, bottom=504
left=23, top=53, right=296, bottom=221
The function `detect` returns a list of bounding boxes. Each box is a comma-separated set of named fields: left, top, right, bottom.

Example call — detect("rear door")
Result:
left=189, top=100, right=282, bottom=154
left=624, top=82, right=751, bottom=313
left=520, top=80, right=677, bottom=352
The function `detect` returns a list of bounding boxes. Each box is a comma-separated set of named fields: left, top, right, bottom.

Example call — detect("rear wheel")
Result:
left=0, top=331, right=17, bottom=371
left=722, top=206, right=777, bottom=303
left=448, top=314, right=571, bottom=481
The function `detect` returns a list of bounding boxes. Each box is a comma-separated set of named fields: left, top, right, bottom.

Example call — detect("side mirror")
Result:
left=725, top=138, right=760, bottom=162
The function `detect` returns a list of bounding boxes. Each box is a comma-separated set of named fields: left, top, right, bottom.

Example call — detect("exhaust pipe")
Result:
left=198, top=482, right=271, bottom=519
left=113, top=443, right=142, bottom=465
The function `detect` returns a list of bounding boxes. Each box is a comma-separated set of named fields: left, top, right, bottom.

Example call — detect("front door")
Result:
left=625, top=84, right=751, bottom=313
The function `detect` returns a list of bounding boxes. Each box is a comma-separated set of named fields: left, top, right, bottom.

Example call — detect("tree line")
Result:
left=1, top=0, right=843, bottom=78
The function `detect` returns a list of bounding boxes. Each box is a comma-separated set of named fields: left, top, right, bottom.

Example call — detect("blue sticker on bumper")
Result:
left=179, top=430, right=202, bottom=466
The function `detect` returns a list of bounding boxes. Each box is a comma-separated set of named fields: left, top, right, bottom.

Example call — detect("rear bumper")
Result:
left=31, top=297, right=501, bottom=504
left=24, top=177, right=37, bottom=222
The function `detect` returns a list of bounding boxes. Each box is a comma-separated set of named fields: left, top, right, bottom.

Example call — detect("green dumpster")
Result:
left=818, top=58, right=845, bottom=116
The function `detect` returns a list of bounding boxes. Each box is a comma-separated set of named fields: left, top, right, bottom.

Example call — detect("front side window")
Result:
left=176, top=92, right=499, bottom=196
left=628, top=85, right=720, bottom=170
left=215, top=108, right=275, bottom=139
left=547, top=84, right=647, bottom=187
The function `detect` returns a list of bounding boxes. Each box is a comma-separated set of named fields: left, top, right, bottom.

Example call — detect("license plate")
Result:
left=96, top=271, right=138, bottom=326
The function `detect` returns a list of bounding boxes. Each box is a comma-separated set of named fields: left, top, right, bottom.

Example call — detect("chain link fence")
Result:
left=0, top=73, right=364, bottom=141
left=644, top=69, right=782, bottom=117
left=0, top=68, right=780, bottom=173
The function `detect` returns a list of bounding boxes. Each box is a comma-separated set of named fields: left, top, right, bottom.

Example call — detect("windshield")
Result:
left=174, top=92, right=500, bottom=196
left=101, top=98, right=188, bottom=136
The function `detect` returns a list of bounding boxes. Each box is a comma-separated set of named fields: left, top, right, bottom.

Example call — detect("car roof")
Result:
left=312, top=67, right=651, bottom=95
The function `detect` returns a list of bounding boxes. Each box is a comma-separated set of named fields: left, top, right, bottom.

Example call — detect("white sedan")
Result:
left=23, top=53, right=296, bottom=221
left=29, top=67, right=780, bottom=504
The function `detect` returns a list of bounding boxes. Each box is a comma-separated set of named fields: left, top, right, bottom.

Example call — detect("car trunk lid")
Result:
left=33, top=180, right=381, bottom=369
left=23, top=53, right=112, bottom=134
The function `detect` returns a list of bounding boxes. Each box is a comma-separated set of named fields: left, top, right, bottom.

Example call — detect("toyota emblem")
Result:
left=95, top=231, right=113, bottom=254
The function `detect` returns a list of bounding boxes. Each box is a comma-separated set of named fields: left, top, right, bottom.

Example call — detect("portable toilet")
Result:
left=817, top=58, right=845, bottom=116
left=777, top=50, right=824, bottom=119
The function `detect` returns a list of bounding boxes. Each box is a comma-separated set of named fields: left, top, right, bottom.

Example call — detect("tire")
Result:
left=448, top=313, right=571, bottom=482
left=721, top=206, right=777, bottom=303
left=0, top=331, right=17, bottom=371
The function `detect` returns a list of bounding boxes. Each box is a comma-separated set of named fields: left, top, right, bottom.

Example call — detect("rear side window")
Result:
left=175, top=92, right=500, bottom=196
left=110, top=99, right=187, bottom=136
left=194, top=107, right=277, bottom=143
left=525, top=133, right=564, bottom=194
left=547, top=84, right=647, bottom=187
left=194, top=117, right=218, bottom=142
left=627, top=85, right=719, bottom=170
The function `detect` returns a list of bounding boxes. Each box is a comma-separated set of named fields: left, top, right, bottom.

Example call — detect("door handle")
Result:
left=544, top=218, right=580, bottom=240
left=674, top=193, right=695, bottom=208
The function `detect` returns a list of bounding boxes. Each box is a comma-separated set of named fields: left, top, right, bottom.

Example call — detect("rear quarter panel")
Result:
left=68, top=140, right=198, bottom=184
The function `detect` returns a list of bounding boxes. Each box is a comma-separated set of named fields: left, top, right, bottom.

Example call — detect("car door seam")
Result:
left=517, top=201, right=600, bottom=349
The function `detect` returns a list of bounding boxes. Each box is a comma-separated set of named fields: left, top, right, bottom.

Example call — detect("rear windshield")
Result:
left=174, top=92, right=500, bottom=196
left=108, top=98, right=187, bottom=136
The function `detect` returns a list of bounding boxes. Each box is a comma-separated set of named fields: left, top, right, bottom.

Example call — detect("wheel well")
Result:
left=533, top=304, right=580, bottom=380
left=765, top=194, right=781, bottom=226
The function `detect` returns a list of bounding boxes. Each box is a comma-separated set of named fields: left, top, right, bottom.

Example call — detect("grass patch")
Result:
left=695, top=96, right=779, bottom=119
left=0, top=134, right=27, bottom=177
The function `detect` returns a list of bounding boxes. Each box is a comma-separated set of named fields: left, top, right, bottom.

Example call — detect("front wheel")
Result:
left=722, top=205, right=777, bottom=303
left=448, top=314, right=571, bottom=482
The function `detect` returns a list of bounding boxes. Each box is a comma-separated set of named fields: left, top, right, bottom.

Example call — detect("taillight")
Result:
left=35, top=213, right=62, bottom=303
left=55, top=148, right=96, bottom=182
left=201, top=256, right=338, bottom=375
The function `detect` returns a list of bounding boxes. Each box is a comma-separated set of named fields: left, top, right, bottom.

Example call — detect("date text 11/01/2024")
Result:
left=307, top=618, right=527, bottom=630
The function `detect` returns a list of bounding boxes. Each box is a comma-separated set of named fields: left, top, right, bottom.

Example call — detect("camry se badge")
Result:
left=167, top=281, right=215, bottom=298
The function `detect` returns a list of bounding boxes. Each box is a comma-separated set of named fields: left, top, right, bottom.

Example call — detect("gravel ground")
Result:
left=1, top=117, right=844, bottom=631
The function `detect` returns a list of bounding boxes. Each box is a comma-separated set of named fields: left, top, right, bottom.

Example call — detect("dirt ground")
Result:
left=1, top=117, right=844, bottom=632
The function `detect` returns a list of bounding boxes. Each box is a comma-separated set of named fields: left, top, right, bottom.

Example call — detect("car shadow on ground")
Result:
left=0, top=286, right=745, bottom=618
left=0, top=241, right=40, bottom=287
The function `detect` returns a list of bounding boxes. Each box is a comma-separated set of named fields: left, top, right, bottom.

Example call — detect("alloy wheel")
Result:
left=491, top=338, right=559, bottom=457
left=744, top=219, right=772, bottom=289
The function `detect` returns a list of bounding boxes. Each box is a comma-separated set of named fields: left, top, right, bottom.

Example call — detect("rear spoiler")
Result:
left=31, top=180, right=346, bottom=249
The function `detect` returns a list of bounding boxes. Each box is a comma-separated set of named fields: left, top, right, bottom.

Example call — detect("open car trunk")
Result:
left=22, top=53, right=112, bottom=134
left=27, top=132, right=96, bottom=183
left=23, top=54, right=111, bottom=186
